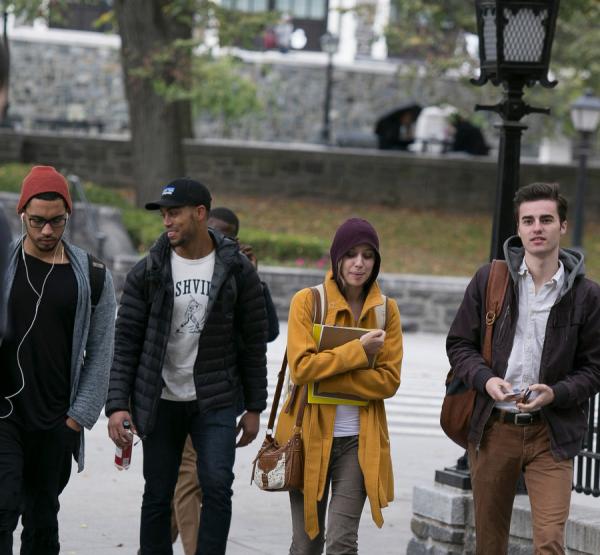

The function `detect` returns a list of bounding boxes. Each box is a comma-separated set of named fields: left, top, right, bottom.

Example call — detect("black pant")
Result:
left=140, top=400, right=237, bottom=555
left=0, top=419, right=78, bottom=555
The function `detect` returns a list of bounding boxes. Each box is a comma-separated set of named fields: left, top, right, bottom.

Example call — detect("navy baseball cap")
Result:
left=145, top=178, right=212, bottom=211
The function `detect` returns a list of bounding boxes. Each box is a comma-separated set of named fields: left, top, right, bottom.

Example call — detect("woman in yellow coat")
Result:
left=275, top=218, right=403, bottom=554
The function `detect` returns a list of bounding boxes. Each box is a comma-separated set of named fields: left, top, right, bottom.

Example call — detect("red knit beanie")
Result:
left=17, top=166, right=73, bottom=214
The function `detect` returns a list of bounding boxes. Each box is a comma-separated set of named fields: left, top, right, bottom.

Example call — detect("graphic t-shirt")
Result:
left=161, top=249, right=215, bottom=401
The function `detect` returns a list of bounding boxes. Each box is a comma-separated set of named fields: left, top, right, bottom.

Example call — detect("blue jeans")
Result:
left=140, top=400, right=237, bottom=555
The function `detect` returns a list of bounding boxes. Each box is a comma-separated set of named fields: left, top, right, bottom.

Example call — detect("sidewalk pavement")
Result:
left=14, top=330, right=598, bottom=554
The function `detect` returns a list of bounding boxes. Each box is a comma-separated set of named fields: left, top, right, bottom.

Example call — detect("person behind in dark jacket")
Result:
left=166, top=205, right=278, bottom=555
left=105, top=178, right=268, bottom=555
left=447, top=182, right=600, bottom=554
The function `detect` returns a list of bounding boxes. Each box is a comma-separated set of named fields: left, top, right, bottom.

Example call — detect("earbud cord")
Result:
left=0, top=218, right=67, bottom=419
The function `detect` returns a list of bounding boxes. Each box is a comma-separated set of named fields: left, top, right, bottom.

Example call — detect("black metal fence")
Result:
left=573, top=393, right=600, bottom=496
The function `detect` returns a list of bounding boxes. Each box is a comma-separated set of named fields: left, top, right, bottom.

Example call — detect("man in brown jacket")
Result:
left=447, top=182, right=600, bottom=554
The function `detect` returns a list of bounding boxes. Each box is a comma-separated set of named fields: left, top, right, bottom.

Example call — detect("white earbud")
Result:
left=20, top=213, right=24, bottom=222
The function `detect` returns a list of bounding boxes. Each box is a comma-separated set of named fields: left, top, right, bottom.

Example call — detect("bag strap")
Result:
left=266, top=350, right=306, bottom=432
left=87, top=253, right=106, bottom=313
left=311, top=283, right=327, bottom=325
left=374, top=295, right=387, bottom=329
left=482, top=260, right=510, bottom=366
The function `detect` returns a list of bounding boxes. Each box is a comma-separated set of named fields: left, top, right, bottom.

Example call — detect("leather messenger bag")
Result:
left=440, top=260, right=509, bottom=449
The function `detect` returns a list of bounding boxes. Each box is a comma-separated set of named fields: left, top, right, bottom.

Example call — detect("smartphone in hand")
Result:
left=505, top=387, right=531, bottom=402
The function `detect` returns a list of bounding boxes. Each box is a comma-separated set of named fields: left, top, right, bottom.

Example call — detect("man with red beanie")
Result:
left=0, top=166, right=116, bottom=554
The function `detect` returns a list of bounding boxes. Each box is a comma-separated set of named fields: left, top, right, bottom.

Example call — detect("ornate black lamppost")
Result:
left=435, top=0, right=561, bottom=491
left=570, top=91, right=600, bottom=252
left=472, top=0, right=560, bottom=260
left=320, top=31, right=338, bottom=144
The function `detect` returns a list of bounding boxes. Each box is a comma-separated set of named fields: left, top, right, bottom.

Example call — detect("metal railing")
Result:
left=573, top=393, right=600, bottom=496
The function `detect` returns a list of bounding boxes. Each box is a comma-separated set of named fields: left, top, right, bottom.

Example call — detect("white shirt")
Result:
left=161, top=249, right=215, bottom=401
left=334, top=404, right=360, bottom=437
left=496, top=259, right=564, bottom=412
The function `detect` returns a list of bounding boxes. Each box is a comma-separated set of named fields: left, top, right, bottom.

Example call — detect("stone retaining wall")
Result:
left=112, top=256, right=468, bottom=334
left=2, top=130, right=599, bottom=215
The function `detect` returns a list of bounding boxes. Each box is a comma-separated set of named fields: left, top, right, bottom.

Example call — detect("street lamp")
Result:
left=435, top=0, right=561, bottom=491
left=320, top=31, right=338, bottom=144
left=570, top=91, right=600, bottom=251
left=472, top=0, right=560, bottom=260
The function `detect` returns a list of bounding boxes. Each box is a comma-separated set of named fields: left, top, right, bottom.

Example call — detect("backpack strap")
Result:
left=283, top=284, right=326, bottom=415
left=311, top=283, right=327, bottom=325
left=374, top=295, right=388, bottom=329
left=482, top=260, right=510, bottom=366
left=87, top=253, right=106, bottom=313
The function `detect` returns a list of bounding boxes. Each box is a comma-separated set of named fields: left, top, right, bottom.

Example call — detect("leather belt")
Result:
left=492, top=408, right=542, bottom=426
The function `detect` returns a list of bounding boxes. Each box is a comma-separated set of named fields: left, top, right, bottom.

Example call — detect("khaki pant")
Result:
left=468, top=417, right=573, bottom=555
left=171, top=436, right=202, bottom=555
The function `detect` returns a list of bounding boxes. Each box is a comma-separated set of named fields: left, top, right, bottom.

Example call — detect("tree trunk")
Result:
left=114, top=0, right=193, bottom=207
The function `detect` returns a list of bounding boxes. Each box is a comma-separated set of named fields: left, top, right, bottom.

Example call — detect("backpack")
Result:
left=88, top=253, right=106, bottom=313
left=440, top=260, right=509, bottom=449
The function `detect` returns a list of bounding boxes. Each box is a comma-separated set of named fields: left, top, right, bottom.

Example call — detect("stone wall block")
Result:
left=406, top=537, right=466, bottom=555
left=565, top=503, right=600, bottom=554
left=412, top=485, right=471, bottom=526
left=411, top=516, right=466, bottom=544
left=397, top=302, right=426, bottom=318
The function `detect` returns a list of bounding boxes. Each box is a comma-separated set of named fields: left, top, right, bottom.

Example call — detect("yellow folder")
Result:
left=308, top=324, right=373, bottom=406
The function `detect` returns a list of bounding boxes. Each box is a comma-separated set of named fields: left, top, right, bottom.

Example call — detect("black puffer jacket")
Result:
left=105, top=230, right=268, bottom=437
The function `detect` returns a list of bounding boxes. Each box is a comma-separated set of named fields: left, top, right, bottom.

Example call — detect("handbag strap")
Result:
left=265, top=284, right=326, bottom=434
left=266, top=349, right=307, bottom=433
left=482, top=259, right=510, bottom=366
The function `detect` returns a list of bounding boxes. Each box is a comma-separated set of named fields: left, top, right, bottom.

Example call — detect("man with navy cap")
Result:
left=106, top=178, right=268, bottom=555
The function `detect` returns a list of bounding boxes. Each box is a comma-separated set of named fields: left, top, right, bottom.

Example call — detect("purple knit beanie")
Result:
left=330, top=218, right=381, bottom=285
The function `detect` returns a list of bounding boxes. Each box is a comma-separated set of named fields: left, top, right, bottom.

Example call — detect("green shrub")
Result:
left=239, top=228, right=328, bottom=263
left=121, top=209, right=165, bottom=252
left=0, top=163, right=29, bottom=192
left=0, top=163, right=329, bottom=263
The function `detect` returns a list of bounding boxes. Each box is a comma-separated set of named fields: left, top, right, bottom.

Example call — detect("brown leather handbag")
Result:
left=440, top=260, right=509, bottom=449
left=251, top=350, right=307, bottom=492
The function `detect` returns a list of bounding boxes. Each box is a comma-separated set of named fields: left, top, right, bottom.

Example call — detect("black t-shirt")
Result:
left=0, top=252, right=77, bottom=430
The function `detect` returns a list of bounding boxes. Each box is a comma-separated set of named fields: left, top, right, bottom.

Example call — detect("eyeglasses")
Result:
left=26, top=214, right=68, bottom=229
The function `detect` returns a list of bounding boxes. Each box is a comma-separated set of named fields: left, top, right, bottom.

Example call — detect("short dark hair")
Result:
left=209, top=207, right=239, bottom=236
left=25, top=191, right=68, bottom=211
left=513, top=182, right=567, bottom=223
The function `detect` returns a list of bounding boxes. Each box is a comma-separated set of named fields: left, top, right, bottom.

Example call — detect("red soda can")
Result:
left=114, top=419, right=133, bottom=470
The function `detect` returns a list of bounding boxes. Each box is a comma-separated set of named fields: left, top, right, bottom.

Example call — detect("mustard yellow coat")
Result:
left=275, top=271, right=403, bottom=539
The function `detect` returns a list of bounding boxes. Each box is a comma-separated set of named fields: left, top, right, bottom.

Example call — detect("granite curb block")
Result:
left=410, top=483, right=600, bottom=554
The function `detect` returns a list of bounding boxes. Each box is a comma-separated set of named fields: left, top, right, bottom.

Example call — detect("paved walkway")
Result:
left=13, top=330, right=598, bottom=553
